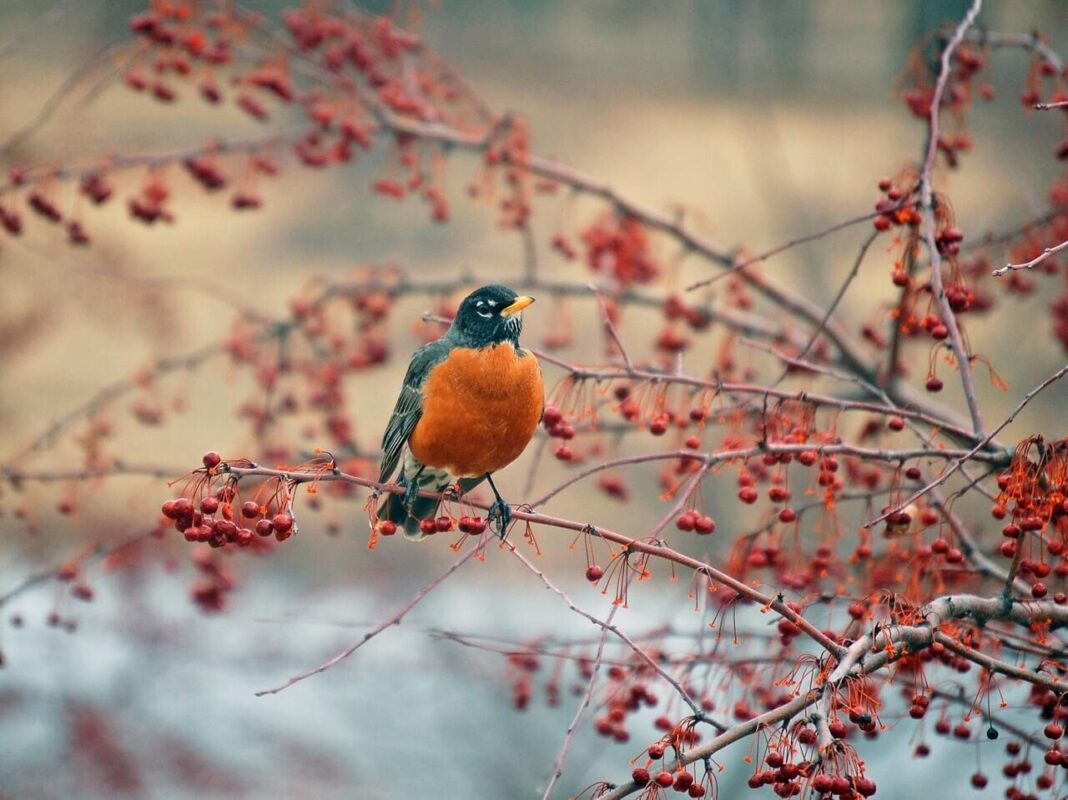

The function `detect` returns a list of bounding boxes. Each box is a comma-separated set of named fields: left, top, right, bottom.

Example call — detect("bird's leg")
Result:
left=485, top=473, right=512, bottom=538
left=400, top=464, right=426, bottom=511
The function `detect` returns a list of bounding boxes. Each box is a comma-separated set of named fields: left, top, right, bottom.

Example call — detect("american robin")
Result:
left=378, top=285, right=544, bottom=539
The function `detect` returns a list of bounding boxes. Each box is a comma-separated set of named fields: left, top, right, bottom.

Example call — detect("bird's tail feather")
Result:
left=380, top=462, right=487, bottom=541
left=382, top=457, right=452, bottom=540
left=381, top=489, right=444, bottom=540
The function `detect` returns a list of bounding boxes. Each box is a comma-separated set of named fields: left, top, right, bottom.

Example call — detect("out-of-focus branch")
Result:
left=0, top=0, right=75, bottom=61
left=0, top=532, right=149, bottom=609
left=972, top=29, right=1065, bottom=72
left=0, top=462, right=180, bottom=484
left=918, top=0, right=986, bottom=438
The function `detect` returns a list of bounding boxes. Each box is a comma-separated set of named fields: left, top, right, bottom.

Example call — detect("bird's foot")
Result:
left=488, top=498, right=512, bottom=539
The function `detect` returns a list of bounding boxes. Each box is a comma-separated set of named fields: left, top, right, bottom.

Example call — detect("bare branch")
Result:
left=255, top=545, right=479, bottom=696
left=991, top=237, right=1068, bottom=276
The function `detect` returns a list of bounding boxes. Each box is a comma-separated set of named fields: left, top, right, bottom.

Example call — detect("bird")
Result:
left=378, top=285, right=544, bottom=539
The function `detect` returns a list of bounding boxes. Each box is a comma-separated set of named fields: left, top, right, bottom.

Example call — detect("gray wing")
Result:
left=378, top=340, right=452, bottom=483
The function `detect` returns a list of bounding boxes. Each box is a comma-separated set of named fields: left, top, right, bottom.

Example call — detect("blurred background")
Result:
left=0, top=2, right=1065, bottom=798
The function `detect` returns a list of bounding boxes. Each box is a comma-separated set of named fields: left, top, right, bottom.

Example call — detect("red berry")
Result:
left=378, top=520, right=397, bottom=536
left=738, top=487, right=758, bottom=504
left=655, top=771, right=674, bottom=788
left=255, top=519, right=273, bottom=536
left=673, top=771, right=694, bottom=791
left=542, top=405, right=563, bottom=426
left=419, top=518, right=437, bottom=535
left=271, top=513, right=293, bottom=533
left=631, top=768, right=650, bottom=787
left=855, top=777, right=877, bottom=797
left=768, top=486, right=790, bottom=502
left=694, top=515, right=716, bottom=535
left=241, top=500, right=260, bottom=519
left=586, top=565, right=604, bottom=582
left=202, top=451, right=222, bottom=469
left=925, top=376, right=943, bottom=392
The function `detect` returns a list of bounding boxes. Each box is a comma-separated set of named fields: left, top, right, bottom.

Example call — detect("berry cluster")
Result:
left=160, top=452, right=296, bottom=549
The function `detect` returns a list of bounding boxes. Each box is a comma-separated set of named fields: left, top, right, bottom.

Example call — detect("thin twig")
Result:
left=684, top=207, right=893, bottom=293
left=795, top=231, right=879, bottom=362
left=917, top=0, right=986, bottom=437
left=255, top=545, right=479, bottom=696
left=867, top=361, right=1068, bottom=527
left=510, top=545, right=717, bottom=727
left=590, top=284, right=634, bottom=371
left=991, top=237, right=1068, bottom=277
left=540, top=604, right=617, bottom=800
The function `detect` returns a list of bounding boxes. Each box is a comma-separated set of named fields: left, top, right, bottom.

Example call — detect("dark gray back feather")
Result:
left=378, top=339, right=452, bottom=483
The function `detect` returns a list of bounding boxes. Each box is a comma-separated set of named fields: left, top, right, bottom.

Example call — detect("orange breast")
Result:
left=409, top=344, right=544, bottom=478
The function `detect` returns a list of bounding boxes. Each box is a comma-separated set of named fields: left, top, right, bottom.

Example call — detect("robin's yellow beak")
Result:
left=501, top=296, right=535, bottom=316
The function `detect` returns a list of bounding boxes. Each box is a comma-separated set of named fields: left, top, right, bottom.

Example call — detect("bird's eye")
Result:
left=476, top=309, right=493, bottom=319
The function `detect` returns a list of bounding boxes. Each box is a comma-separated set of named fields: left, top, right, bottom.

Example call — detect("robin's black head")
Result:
left=448, top=285, right=535, bottom=348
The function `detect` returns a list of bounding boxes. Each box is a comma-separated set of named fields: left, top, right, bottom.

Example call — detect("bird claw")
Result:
left=489, top=499, right=512, bottom=539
